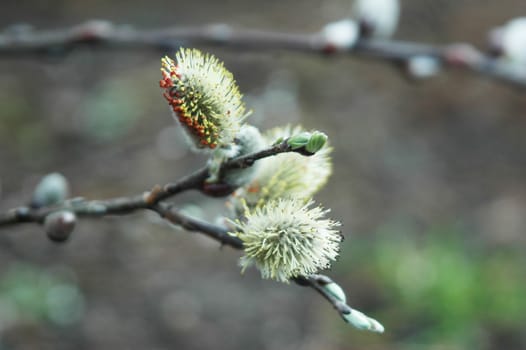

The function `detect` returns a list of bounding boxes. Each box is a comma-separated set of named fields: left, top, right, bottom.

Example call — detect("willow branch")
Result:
left=132, top=202, right=351, bottom=315
left=0, top=139, right=294, bottom=227
left=0, top=144, right=345, bottom=315
left=293, top=274, right=351, bottom=315
left=0, top=20, right=524, bottom=89
left=152, top=202, right=244, bottom=249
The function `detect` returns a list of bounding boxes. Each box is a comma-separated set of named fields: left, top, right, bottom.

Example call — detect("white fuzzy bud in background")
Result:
left=44, top=211, right=77, bottom=243
left=489, top=17, right=526, bottom=65
left=353, top=0, right=400, bottom=38
left=32, top=173, right=70, bottom=208
left=321, top=19, right=359, bottom=51
left=406, top=55, right=441, bottom=79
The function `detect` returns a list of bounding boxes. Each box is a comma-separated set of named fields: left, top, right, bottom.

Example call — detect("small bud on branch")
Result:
left=44, top=211, right=76, bottom=243
left=32, top=173, right=70, bottom=208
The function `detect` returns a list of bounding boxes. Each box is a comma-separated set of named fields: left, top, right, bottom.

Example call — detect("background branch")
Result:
left=0, top=20, right=524, bottom=89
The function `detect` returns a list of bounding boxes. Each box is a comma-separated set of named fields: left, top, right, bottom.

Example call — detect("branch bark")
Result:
left=152, top=202, right=244, bottom=249
left=0, top=20, right=524, bottom=89
left=0, top=135, right=347, bottom=318
left=0, top=139, right=294, bottom=227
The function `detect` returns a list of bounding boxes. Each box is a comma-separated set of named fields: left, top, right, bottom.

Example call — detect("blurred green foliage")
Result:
left=336, top=223, right=526, bottom=348
left=0, top=89, right=52, bottom=163
left=0, top=263, right=84, bottom=331
left=80, top=75, right=144, bottom=142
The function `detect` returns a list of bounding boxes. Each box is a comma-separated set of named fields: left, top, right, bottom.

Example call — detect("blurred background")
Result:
left=1, top=0, right=526, bottom=349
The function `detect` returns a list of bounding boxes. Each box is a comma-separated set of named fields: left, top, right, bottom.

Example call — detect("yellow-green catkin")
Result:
left=230, top=125, right=332, bottom=214
left=230, top=199, right=341, bottom=282
left=160, top=48, right=248, bottom=150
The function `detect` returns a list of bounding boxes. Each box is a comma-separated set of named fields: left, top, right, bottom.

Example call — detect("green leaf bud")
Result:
left=287, top=132, right=311, bottom=150
left=230, top=125, right=332, bottom=215
left=305, top=131, right=328, bottom=154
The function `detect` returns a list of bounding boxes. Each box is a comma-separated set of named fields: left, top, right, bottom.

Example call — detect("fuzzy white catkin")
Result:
left=219, top=125, right=266, bottom=188
left=407, top=56, right=441, bottom=79
left=321, top=19, right=360, bottom=50
left=160, top=48, right=248, bottom=150
left=232, top=199, right=341, bottom=282
left=353, top=0, right=400, bottom=38
left=500, top=17, right=526, bottom=64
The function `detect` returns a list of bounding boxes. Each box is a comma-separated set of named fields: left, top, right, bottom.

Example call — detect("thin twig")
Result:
left=149, top=205, right=349, bottom=316
left=0, top=140, right=294, bottom=227
left=1, top=20, right=525, bottom=89
left=294, top=274, right=351, bottom=315
left=0, top=135, right=353, bottom=321
left=152, top=202, right=244, bottom=249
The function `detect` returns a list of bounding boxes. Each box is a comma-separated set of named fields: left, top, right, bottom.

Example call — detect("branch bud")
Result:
left=489, top=17, right=526, bottom=65
left=321, top=19, right=359, bottom=52
left=322, top=281, right=347, bottom=304
left=353, top=0, right=400, bottom=39
left=288, top=130, right=328, bottom=155
left=342, top=308, right=385, bottom=333
left=287, top=132, right=311, bottom=150
left=44, top=211, right=76, bottom=243
left=32, top=173, right=70, bottom=208
left=406, top=56, right=441, bottom=79
left=305, top=131, right=328, bottom=154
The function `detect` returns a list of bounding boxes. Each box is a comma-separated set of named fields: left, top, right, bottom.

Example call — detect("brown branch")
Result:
left=0, top=136, right=347, bottom=317
left=152, top=202, right=244, bottom=249
left=0, top=139, right=295, bottom=227
left=1, top=20, right=525, bottom=89
left=138, top=204, right=350, bottom=318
